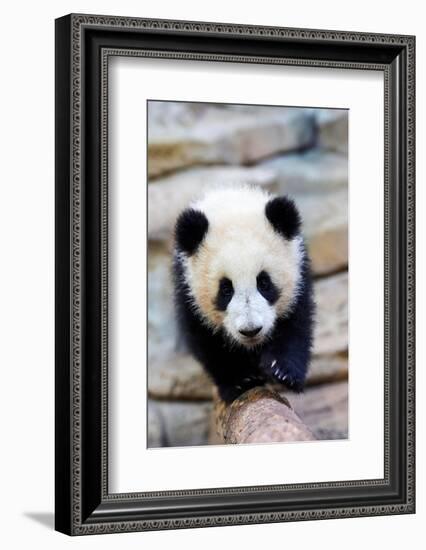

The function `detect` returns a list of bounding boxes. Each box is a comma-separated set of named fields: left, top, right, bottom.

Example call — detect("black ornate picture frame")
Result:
left=55, top=14, right=415, bottom=535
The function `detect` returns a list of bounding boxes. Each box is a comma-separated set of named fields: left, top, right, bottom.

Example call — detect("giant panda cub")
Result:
left=173, top=186, right=315, bottom=403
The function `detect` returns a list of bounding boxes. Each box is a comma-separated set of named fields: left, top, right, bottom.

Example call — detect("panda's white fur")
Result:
left=180, top=185, right=304, bottom=347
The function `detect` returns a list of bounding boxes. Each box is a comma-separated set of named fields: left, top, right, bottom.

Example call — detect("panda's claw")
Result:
left=260, top=350, right=306, bottom=390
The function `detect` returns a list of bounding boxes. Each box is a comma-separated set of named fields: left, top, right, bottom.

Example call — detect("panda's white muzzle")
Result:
left=223, top=288, right=276, bottom=347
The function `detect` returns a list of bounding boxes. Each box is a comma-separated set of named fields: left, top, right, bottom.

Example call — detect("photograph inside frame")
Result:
left=147, top=100, right=349, bottom=449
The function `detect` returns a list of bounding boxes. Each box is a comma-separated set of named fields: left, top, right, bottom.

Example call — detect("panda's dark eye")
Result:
left=257, top=271, right=279, bottom=304
left=220, top=277, right=234, bottom=296
left=257, top=272, right=271, bottom=291
left=215, top=277, right=234, bottom=311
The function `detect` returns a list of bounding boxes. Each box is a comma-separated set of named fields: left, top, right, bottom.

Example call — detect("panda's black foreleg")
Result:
left=202, top=359, right=266, bottom=404
left=216, top=373, right=266, bottom=403
left=259, top=316, right=313, bottom=392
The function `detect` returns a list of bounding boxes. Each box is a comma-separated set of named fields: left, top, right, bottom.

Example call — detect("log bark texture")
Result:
left=211, top=386, right=316, bottom=444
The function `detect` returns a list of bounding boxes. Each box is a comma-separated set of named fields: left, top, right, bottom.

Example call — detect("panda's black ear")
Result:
left=175, top=208, right=209, bottom=255
left=265, top=196, right=301, bottom=240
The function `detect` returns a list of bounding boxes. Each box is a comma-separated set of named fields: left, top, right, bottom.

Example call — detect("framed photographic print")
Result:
left=55, top=14, right=415, bottom=535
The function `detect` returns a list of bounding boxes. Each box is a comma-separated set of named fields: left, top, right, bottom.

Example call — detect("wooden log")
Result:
left=211, top=386, right=316, bottom=444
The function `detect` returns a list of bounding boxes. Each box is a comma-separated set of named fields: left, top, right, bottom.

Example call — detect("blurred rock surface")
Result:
left=148, top=241, right=176, bottom=360
left=315, top=109, right=349, bottom=154
left=301, top=189, right=348, bottom=276
left=147, top=400, right=164, bottom=448
left=148, top=399, right=213, bottom=448
left=260, top=149, right=347, bottom=195
left=148, top=353, right=213, bottom=401
left=148, top=102, right=315, bottom=178
left=314, top=272, right=348, bottom=356
left=283, top=381, right=348, bottom=439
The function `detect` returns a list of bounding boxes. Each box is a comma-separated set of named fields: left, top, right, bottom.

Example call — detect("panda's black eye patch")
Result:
left=257, top=271, right=279, bottom=304
left=215, top=277, right=234, bottom=311
left=220, top=278, right=234, bottom=296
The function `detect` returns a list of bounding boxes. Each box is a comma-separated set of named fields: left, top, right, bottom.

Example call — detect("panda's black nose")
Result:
left=239, top=327, right=262, bottom=338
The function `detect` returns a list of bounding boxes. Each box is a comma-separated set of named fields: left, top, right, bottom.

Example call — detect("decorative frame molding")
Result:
left=55, top=13, right=415, bottom=535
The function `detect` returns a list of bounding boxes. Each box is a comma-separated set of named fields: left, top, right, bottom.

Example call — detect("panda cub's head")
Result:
left=175, top=186, right=304, bottom=348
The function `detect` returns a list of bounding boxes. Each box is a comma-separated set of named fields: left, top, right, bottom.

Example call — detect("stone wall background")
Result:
left=147, top=101, right=349, bottom=448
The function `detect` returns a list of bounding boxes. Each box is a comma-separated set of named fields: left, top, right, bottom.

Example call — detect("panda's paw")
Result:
left=218, top=375, right=265, bottom=403
left=259, top=352, right=305, bottom=392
